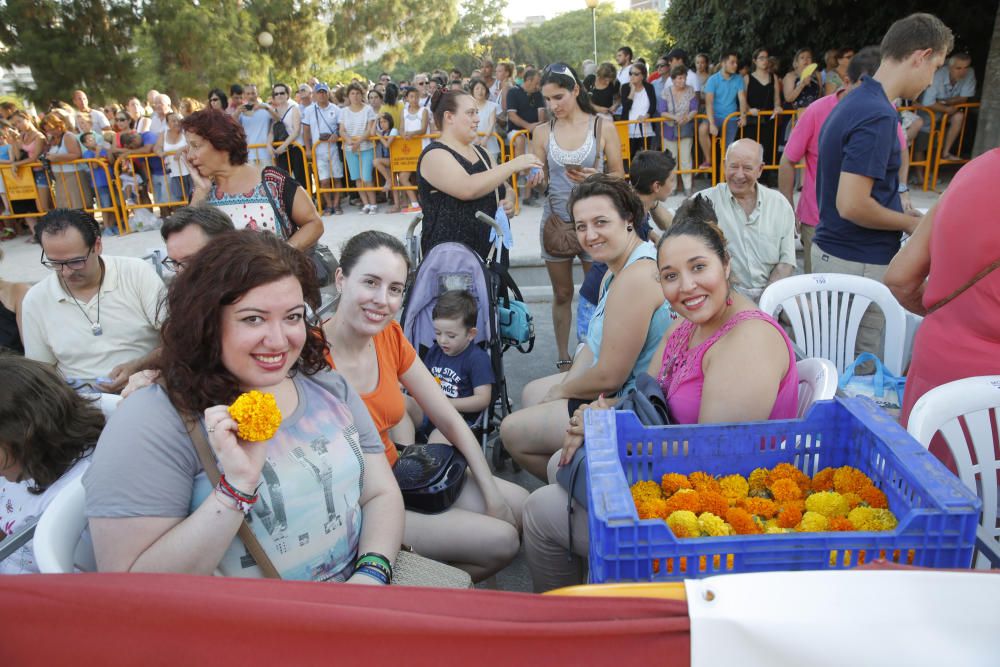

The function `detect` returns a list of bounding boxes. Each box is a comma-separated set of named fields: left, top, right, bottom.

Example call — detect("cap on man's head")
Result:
left=297, top=83, right=311, bottom=93
left=666, top=48, right=688, bottom=62
left=313, top=83, right=330, bottom=93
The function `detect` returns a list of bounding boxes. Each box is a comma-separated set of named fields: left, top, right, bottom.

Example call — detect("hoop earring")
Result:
left=627, top=225, right=633, bottom=232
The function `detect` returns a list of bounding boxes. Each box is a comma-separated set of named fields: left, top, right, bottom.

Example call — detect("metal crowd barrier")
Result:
left=621, top=114, right=717, bottom=185
left=112, top=151, right=191, bottom=233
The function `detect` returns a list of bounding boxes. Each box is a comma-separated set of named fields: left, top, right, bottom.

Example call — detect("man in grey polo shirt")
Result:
left=698, top=138, right=796, bottom=302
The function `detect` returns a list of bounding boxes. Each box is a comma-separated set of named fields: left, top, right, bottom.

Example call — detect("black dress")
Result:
left=0, top=299, right=22, bottom=353
left=746, top=74, right=778, bottom=166
left=589, top=84, right=616, bottom=112
left=416, top=141, right=505, bottom=260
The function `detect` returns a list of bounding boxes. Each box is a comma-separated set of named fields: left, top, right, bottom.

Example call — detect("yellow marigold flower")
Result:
left=828, top=516, right=855, bottom=531
left=848, top=507, right=898, bottom=532
left=665, top=488, right=703, bottom=515
left=858, top=486, right=889, bottom=509
left=797, top=510, right=829, bottom=532
left=748, top=467, right=769, bottom=494
left=833, top=466, right=873, bottom=495
left=725, top=507, right=762, bottom=535
left=810, top=467, right=836, bottom=492
left=765, top=521, right=791, bottom=534
left=698, top=512, right=731, bottom=537
left=228, top=391, right=282, bottom=442
left=770, top=478, right=803, bottom=503
left=689, top=471, right=722, bottom=495
left=631, top=480, right=664, bottom=502
left=660, top=473, right=691, bottom=496
left=667, top=510, right=700, bottom=538
left=719, top=474, right=749, bottom=504
left=700, top=490, right=730, bottom=518
left=804, top=491, right=850, bottom=518
left=738, top=496, right=779, bottom=519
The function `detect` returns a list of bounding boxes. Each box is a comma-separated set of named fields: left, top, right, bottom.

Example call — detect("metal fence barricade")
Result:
left=896, top=105, right=937, bottom=192
left=268, top=141, right=312, bottom=194
left=113, top=152, right=189, bottom=232
left=931, top=101, right=980, bottom=190
left=506, top=129, right=531, bottom=214
left=654, top=114, right=717, bottom=189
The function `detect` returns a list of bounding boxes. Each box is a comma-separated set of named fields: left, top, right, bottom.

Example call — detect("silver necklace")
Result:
left=62, top=272, right=103, bottom=336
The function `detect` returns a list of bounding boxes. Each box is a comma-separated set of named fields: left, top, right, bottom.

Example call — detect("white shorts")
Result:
left=313, top=144, right=344, bottom=181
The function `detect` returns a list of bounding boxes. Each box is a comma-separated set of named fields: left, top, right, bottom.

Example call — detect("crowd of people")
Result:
left=1, top=12, right=996, bottom=594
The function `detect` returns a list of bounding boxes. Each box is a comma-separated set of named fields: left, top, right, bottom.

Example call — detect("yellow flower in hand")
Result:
left=228, top=391, right=282, bottom=442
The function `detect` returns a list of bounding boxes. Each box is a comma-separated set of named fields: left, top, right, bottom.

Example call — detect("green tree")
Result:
left=327, top=0, right=460, bottom=69
left=973, top=5, right=999, bottom=156
left=401, top=0, right=508, bottom=76
left=132, top=0, right=266, bottom=102
left=484, top=5, right=662, bottom=69
left=246, top=0, right=328, bottom=85
left=0, top=0, right=141, bottom=106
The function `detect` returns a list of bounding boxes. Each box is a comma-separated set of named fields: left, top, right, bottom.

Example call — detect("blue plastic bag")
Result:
left=488, top=205, right=513, bottom=250
left=838, top=352, right=906, bottom=416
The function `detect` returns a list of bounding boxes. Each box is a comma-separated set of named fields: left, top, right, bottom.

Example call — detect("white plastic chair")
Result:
left=795, top=357, right=838, bottom=418
left=902, top=310, right=923, bottom=372
left=33, top=476, right=96, bottom=573
left=758, top=273, right=907, bottom=375
left=907, top=375, right=1000, bottom=569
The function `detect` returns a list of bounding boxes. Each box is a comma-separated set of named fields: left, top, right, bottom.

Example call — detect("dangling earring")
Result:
left=726, top=295, right=734, bottom=306
left=627, top=225, right=633, bottom=232
left=669, top=310, right=677, bottom=320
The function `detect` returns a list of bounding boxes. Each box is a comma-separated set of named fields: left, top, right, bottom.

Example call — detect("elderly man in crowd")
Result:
left=301, top=82, right=344, bottom=216
left=919, top=52, right=976, bottom=160
left=21, top=209, right=165, bottom=393
left=699, top=138, right=796, bottom=302
left=72, top=89, right=110, bottom=135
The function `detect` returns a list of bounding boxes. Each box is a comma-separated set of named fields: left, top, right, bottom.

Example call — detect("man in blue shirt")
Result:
left=698, top=51, right=746, bottom=168
left=814, top=12, right=952, bottom=363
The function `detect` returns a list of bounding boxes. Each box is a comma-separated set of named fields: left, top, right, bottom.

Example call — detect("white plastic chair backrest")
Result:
left=33, top=476, right=96, bottom=573
left=907, top=375, right=1000, bottom=569
left=758, top=273, right=907, bottom=375
left=902, top=310, right=923, bottom=372
left=795, top=357, right=838, bottom=418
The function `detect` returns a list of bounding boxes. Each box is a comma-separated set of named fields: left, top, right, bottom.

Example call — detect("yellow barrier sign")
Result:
left=616, top=122, right=631, bottom=161
left=1, top=166, right=38, bottom=201
left=390, top=138, right=425, bottom=172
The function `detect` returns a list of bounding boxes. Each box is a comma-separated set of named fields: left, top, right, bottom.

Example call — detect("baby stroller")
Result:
left=402, top=213, right=533, bottom=470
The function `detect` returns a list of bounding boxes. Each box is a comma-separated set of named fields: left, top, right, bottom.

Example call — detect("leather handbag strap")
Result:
left=182, top=415, right=281, bottom=579
left=926, top=258, right=1000, bottom=315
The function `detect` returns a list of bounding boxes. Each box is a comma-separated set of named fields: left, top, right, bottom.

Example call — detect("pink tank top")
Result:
left=657, top=310, right=799, bottom=424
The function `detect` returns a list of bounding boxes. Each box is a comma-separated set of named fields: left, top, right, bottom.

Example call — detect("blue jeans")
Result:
left=95, top=185, right=112, bottom=209
left=151, top=174, right=167, bottom=205
left=169, top=175, right=192, bottom=203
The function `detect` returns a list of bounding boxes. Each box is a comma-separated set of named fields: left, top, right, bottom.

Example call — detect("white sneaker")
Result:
left=367, top=205, right=378, bottom=215
left=361, top=204, right=372, bottom=214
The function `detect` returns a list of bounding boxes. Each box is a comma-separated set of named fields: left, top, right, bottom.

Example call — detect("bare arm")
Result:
left=47, top=134, right=83, bottom=162
left=836, top=172, right=920, bottom=233
left=349, top=450, right=403, bottom=581
left=287, top=185, right=325, bottom=250
left=777, top=154, right=797, bottom=212
left=419, top=146, right=540, bottom=201
left=448, top=384, right=492, bottom=414
left=884, top=201, right=935, bottom=315
left=649, top=202, right=673, bottom=231
left=699, top=318, right=789, bottom=423
left=600, top=118, right=625, bottom=177
left=767, top=263, right=796, bottom=285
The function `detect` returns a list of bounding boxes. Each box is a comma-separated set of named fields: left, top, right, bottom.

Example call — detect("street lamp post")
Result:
left=257, top=30, right=274, bottom=86
left=585, top=0, right=598, bottom=65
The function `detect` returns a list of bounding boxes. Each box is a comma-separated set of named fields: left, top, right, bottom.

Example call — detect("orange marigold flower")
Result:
left=726, top=507, right=762, bottom=535
left=833, top=466, right=873, bottom=495
left=767, top=462, right=810, bottom=489
left=689, top=471, right=722, bottom=495
left=719, top=474, right=749, bottom=504
left=811, top=467, right=837, bottom=492
left=842, top=492, right=864, bottom=509
left=700, top=490, right=730, bottom=518
left=828, top=516, right=855, bottom=531
left=228, top=391, right=282, bottom=442
left=770, top=478, right=803, bottom=503
left=858, top=486, right=889, bottom=509
left=660, top=473, right=691, bottom=496
left=665, top=488, right=703, bottom=515
left=748, top=468, right=769, bottom=494
left=738, top=497, right=779, bottom=519
left=776, top=505, right=803, bottom=529
left=634, top=497, right=671, bottom=521
left=631, top=480, right=664, bottom=502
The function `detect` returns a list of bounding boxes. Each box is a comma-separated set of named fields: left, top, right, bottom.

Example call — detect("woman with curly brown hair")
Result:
left=0, top=354, right=104, bottom=574
left=85, top=230, right=403, bottom=583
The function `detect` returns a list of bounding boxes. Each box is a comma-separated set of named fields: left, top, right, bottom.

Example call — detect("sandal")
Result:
left=333, top=205, right=344, bottom=215
left=556, top=359, right=573, bottom=371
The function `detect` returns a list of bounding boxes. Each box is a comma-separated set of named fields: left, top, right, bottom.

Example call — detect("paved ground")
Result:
left=0, top=176, right=945, bottom=593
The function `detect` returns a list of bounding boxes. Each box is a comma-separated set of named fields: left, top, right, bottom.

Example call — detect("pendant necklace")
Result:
left=63, top=270, right=103, bottom=336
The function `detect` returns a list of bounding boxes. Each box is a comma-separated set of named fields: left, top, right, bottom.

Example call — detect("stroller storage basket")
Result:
left=585, top=398, right=980, bottom=583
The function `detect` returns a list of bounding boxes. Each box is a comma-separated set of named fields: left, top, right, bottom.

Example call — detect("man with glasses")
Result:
left=161, top=205, right=235, bottom=274
left=21, top=209, right=165, bottom=393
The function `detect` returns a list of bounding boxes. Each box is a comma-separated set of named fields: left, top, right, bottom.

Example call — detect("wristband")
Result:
left=353, top=565, right=389, bottom=585
left=219, top=474, right=258, bottom=503
left=214, top=487, right=254, bottom=515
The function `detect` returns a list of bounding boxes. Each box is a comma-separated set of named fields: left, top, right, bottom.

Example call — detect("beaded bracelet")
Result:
left=355, top=559, right=391, bottom=581
left=353, top=565, right=389, bottom=585
left=355, top=554, right=392, bottom=580
left=357, top=552, right=392, bottom=572
left=219, top=474, right=258, bottom=504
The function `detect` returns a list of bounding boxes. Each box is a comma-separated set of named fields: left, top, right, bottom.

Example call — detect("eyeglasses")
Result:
left=115, top=116, right=129, bottom=122
left=40, top=246, right=93, bottom=271
left=629, top=70, right=643, bottom=76
left=273, top=91, right=288, bottom=96
left=656, top=63, right=669, bottom=69
left=416, top=81, right=427, bottom=86
left=161, top=257, right=185, bottom=272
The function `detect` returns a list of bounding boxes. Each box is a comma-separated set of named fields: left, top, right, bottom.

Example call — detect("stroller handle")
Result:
left=406, top=213, right=423, bottom=238
left=474, top=211, right=504, bottom=240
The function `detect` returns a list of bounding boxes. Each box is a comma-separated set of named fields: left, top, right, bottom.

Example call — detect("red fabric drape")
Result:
left=0, top=573, right=690, bottom=666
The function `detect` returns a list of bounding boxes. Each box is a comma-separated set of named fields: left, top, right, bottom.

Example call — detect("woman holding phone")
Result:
left=526, top=63, right=623, bottom=368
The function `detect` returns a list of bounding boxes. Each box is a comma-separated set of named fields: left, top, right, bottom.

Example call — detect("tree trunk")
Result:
left=973, top=5, right=1000, bottom=156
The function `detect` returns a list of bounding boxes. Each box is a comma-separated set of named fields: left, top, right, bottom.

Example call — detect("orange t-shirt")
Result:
left=325, top=320, right=416, bottom=466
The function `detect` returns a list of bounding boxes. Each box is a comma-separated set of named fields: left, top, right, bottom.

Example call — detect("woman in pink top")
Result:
left=524, top=196, right=797, bottom=593
left=887, top=149, right=1000, bottom=434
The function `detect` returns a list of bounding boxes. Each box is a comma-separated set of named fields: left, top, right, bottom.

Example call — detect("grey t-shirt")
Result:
left=84, top=370, right=383, bottom=581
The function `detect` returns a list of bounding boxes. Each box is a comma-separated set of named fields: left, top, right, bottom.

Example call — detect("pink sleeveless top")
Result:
left=657, top=310, right=799, bottom=424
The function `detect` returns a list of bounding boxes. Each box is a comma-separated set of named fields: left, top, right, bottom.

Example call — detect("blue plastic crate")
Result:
left=585, top=397, right=981, bottom=583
